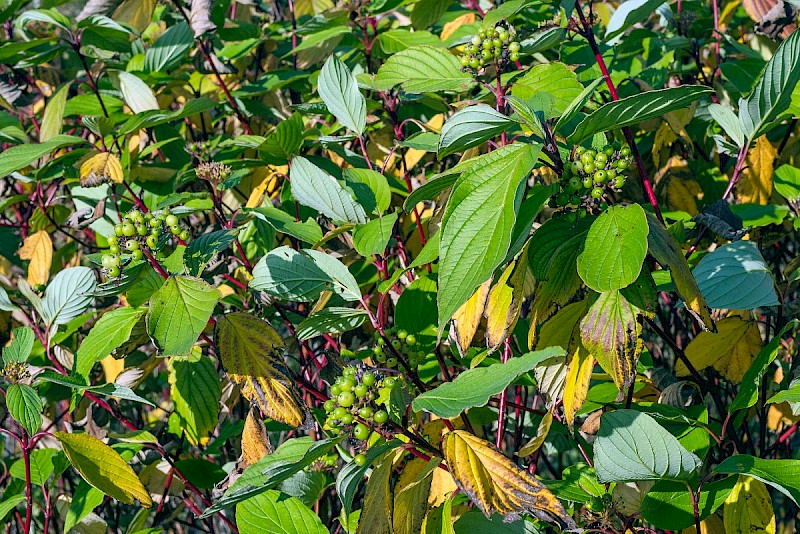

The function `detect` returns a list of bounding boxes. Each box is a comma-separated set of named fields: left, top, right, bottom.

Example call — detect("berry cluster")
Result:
left=551, top=143, right=633, bottom=210
left=323, top=364, right=399, bottom=466
left=100, top=208, right=188, bottom=278
left=459, top=24, right=520, bottom=73
left=371, top=328, right=432, bottom=370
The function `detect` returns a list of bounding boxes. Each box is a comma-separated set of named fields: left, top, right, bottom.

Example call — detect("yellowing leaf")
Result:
left=242, top=408, right=272, bottom=466
left=534, top=300, right=588, bottom=406
left=452, top=280, right=490, bottom=355
left=665, top=175, right=702, bottom=216
left=442, top=430, right=574, bottom=527
left=357, top=449, right=399, bottom=534
left=55, top=432, right=153, bottom=508
left=518, top=409, right=553, bottom=457
left=739, top=136, right=776, bottom=205
left=676, top=316, right=762, bottom=383
left=580, top=290, right=643, bottom=392
left=724, top=476, right=776, bottom=534
left=563, top=346, right=594, bottom=427
left=113, top=0, right=155, bottom=32
left=394, top=458, right=436, bottom=534
left=19, top=230, right=52, bottom=286
left=484, top=254, right=526, bottom=352
left=680, top=514, right=725, bottom=534
left=215, top=312, right=304, bottom=427
left=100, top=355, right=125, bottom=383
left=653, top=122, right=678, bottom=170
left=80, top=152, right=124, bottom=186
left=441, top=13, right=475, bottom=41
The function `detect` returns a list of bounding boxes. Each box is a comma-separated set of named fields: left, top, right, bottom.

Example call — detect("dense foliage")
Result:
left=1, top=0, right=800, bottom=532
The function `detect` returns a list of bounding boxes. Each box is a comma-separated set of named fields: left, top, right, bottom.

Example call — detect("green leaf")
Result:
left=437, top=105, right=516, bottom=157
left=250, top=246, right=361, bottom=302
left=144, top=22, right=193, bottom=73
left=378, top=231, right=440, bottom=293
left=377, top=29, right=442, bottom=54
left=353, top=212, right=398, bottom=257
left=708, top=103, right=746, bottom=148
left=605, top=0, right=665, bottom=39
left=55, top=432, right=153, bottom=507
left=42, top=266, right=97, bottom=327
left=0, top=495, right=25, bottom=522
left=639, top=476, right=736, bottom=530
left=0, top=286, right=19, bottom=312
left=511, top=62, right=584, bottom=119
left=593, top=409, right=701, bottom=483
left=116, top=71, right=159, bottom=114
left=566, top=86, right=713, bottom=143
left=554, top=77, right=604, bottom=133
left=577, top=204, right=649, bottom=292
left=63, top=481, right=105, bottom=533
left=411, top=0, right=453, bottom=29
left=36, top=370, right=154, bottom=406
left=184, top=229, right=239, bottom=276
left=247, top=206, right=323, bottom=244
left=237, top=490, right=328, bottom=534
left=169, top=356, right=221, bottom=445
left=3, top=326, right=34, bottom=364
left=146, top=276, right=221, bottom=356
left=412, top=347, right=563, bottom=418
left=297, top=307, right=368, bottom=341
left=336, top=440, right=401, bottom=515
left=482, top=0, right=533, bottom=28
left=374, top=45, right=474, bottom=93
left=73, top=307, right=145, bottom=378
left=6, top=383, right=42, bottom=435
left=290, top=157, right=367, bottom=223
left=118, top=98, right=217, bottom=135
left=692, top=241, right=779, bottom=309
left=438, top=143, right=540, bottom=330
left=739, top=30, right=800, bottom=141
left=201, top=436, right=344, bottom=517
left=39, top=83, right=69, bottom=142
left=0, top=135, right=86, bottom=178
left=767, top=384, right=800, bottom=405
left=318, top=55, right=366, bottom=135
left=344, top=168, right=391, bottom=215
left=774, top=164, right=800, bottom=202
left=259, top=113, right=305, bottom=165
left=714, top=455, right=800, bottom=505
left=731, top=322, right=795, bottom=412
left=10, top=448, right=63, bottom=486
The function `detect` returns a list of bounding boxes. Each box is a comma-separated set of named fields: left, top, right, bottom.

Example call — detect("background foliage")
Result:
left=0, top=0, right=799, bottom=532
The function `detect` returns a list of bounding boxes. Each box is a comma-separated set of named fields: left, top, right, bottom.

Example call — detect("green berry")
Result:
left=130, top=249, right=143, bottom=261
left=460, top=55, right=470, bottom=67
left=508, top=41, right=520, bottom=52
left=325, top=455, right=337, bottom=467
left=469, top=57, right=480, bottom=69
left=575, top=146, right=587, bottom=156
left=374, top=410, right=389, bottom=424
left=170, top=225, right=181, bottom=235
left=353, top=423, right=369, bottom=440
left=405, top=334, right=416, bottom=346
left=165, top=214, right=178, bottom=227
left=383, top=377, right=396, bottom=388
left=342, top=377, right=356, bottom=390
left=594, top=170, right=607, bottom=183
left=109, top=244, right=120, bottom=254
left=374, top=352, right=386, bottom=363
left=362, top=372, right=375, bottom=387
left=358, top=406, right=374, bottom=419
left=386, top=357, right=397, bottom=368
left=594, top=153, right=608, bottom=165
left=338, top=391, right=355, bottom=408
left=353, top=454, right=367, bottom=467
left=114, top=224, right=124, bottom=236
left=583, top=162, right=596, bottom=174
left=591, top=187, right=604, bottom=199
left=614, top=177, right=627, bottom=189
left=582, top=176, right=593, bottom=189
left=179, top=230, right=190, bottom=241
left=146, top=235, right=158, bottom=248
left=106, top=266, right=120, bottom=277
left=509, top=52, right=520, bottom=62
left=330, top=384, right=341, bottom=396
left=324, top=400, right=336, bottom=412
left=121, top=222, right=135, bottom=237
left=107, top=234, right=118, bottom=244
left=354, top=384, right=368, bottom=398
left=471, top=35, right=481, bottom=46
left=101, top=254, right=113, bottom=268
left=571, top=162, right=583, bottom=174
left=568, top=177, right=582, bottom=191
left=620, top=146, right=631, bottom=157
left=580, top=153, right=594, bottom=165
left=603, top=145, right=615, bottom=157
left=616, top=159, right=629, bottom=170
left=125, top=240, right=139, bottom=251
left=340, top=413, right=354, bottom=425
left=333, top=407, right=347, bottom=420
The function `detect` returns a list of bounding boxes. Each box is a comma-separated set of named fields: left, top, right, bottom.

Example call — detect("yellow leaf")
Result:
left=653, top=122, right=678, bottom=170
left=394, top=458, right=437, bottom=534
left=19, top=230, right=52, bottom=286
left=452, top=280, right=490, bottom=355
left=724, top=476, right=776, bottom=534
left=113, top=0, right=156, bottom=33
left=518, top=409, right=553, bottom=457
left=241, top=408, right=272, bottom=466
left=215, top=312, right=305, bottom=427
left=533, top=300, right=588, bottom=406
left=767, top=403, right=799, bottom=431
left=563, top=346, right=594, bottom=427
left=442, top=430, right=574, bottom=527
left=55, top=432, right=153, bottom=508
left=676, top=316, right=762, bottom=383
left=739, top=136, right=776, bottom=205
left=484, top=254, right=527, bottom=351
left=100, top=355, right=125, bottom=383
left=666, top=175, right=702, bottom=216
left=80, top=152, right=124, bottom=186
left=441, top=13, right=476, bottom=41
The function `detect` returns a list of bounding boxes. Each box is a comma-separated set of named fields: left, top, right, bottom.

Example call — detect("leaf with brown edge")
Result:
left=242, top=408, right=272, bottom=467
left=676, top=316, right=762, bottom=383
left=484, top=249, right=527, bottom=352
left=534, top=299, right=588, bottom=406
left=738, top=136, right=775, bottom=205
left=19, top=230, right=52, bottom=286
left=646, top=213, right=715, bottom=332
left=215, top=312, right=304, bottom=427
left=443, top=430, right=575, bottom=528
left=451, top=279, right=490, bottom=355
left=80, top=151, right=123, bottom=186
left=580, top=290, right=643, bottom=392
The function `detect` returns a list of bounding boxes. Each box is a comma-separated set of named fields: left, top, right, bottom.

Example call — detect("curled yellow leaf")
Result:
left=676, top=316, right=762, bottom=383
left=443, top=430, right=574, bottom=528
left=242, top=408, right=272, bottom=466
left=80, top=151, right=124, bottom=187
left=19, top=230, right=52, bottom=286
